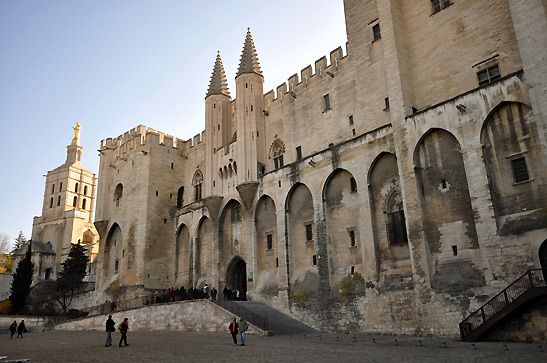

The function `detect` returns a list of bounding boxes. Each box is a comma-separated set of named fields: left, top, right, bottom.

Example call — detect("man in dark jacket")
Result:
left=228, top=318, right=238, bottom=345
left=105, top=315, right=115, bottom=347
left=16, top=320, right=25, bottom=338
left=119, top=318, right=129, bottom=347
left=9, top=321, right=17, bottom=339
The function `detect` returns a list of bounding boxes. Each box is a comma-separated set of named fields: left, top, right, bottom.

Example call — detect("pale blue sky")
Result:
left=0, top=0, right=347, bottom=247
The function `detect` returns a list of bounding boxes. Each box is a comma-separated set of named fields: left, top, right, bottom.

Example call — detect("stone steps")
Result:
left=231, top=301, right=318, bottom=335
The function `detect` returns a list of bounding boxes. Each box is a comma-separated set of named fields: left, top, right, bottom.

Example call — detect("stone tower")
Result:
left=29, top=123, right=99, bottom=281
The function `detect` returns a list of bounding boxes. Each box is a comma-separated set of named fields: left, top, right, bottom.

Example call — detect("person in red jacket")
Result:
left=119, top=318, right=129, bottom=347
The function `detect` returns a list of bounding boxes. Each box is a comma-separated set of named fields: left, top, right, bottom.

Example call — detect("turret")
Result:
left=235, top=28, right=266, bottom=183
left=205, top=51, right=232, bottom=196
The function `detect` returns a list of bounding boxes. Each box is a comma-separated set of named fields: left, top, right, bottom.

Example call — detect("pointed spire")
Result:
left=206, top=51, right=231, bottom=98
left=237, top=28, right=262, bottom=77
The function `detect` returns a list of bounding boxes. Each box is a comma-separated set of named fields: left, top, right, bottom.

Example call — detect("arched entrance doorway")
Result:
left=540, top=240, right=547, bottom=279
left=226, top=257, right=247, bottom=301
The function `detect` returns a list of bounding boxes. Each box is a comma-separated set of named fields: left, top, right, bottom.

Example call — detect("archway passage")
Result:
left=226, top=257, right=247, bottom=301
left=540, top=240, right=547, bottom=279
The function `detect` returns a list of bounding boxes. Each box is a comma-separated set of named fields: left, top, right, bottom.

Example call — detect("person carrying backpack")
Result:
left=118, top=318, right=129, bottom=347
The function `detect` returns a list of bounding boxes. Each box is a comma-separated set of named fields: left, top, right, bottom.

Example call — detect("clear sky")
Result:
left=0, top=0, right=347, bottom=247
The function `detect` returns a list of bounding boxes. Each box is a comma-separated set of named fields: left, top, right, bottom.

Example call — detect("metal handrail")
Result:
left=214, top=299, right=269, bottom=332
left=459, top=268, right=547, bottom=339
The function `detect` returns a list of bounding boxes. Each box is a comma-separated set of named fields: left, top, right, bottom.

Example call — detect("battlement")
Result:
left=99, top=125, right=205, bottom=160
left=264, top=44, right=348, bottom=108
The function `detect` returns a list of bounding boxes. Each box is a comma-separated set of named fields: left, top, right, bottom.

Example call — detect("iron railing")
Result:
left=214, top=299, right=269, bottom=332
left=459, top=269, right=547, bottom=340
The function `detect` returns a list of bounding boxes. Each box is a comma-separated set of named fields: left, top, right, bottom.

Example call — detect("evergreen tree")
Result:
left=55, top=242, right=89, bottom=314
left=12, top=231, right=27, bottom=254
left=9, top=243, right=34, bottom=313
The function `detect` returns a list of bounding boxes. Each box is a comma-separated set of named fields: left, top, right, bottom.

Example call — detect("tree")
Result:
left=0, top=233, right=12, bottom=273
left=13, top=231, right=27, bottom=254
left=9, top=243, right=34, bottom=313
left=54, top=242, right=89, bottom=315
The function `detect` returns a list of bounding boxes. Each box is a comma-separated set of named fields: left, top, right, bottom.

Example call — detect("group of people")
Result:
left=229, top=316, right=249, bottom=346
left=223, top=286, right=242, bottom=301
left=144, top=285, right=219, bottom=305
left=102, top=315, right=250, bottom=347
left=8, top=320, right=26, bottom=339
left=104, top=315, right=129, bottom=347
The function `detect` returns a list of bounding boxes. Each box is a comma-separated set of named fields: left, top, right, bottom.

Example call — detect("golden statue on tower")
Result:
left=72, top=122, right=81, bottom=143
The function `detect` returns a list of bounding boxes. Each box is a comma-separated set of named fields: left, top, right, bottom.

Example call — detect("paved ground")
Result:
left=1, top=330, right=545, bottom=362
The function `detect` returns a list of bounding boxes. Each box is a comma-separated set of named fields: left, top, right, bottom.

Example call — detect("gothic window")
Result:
left=386, top=190, right=408, bottom=246
left=57, top=195, right=61, bottom=206
left=177, top=186, right=184, bottom=208
left=45, top=268, right=52, bottom=280
left=50, top=197, right=54, bottom=208
left=73, top=196, right=78, bottom=207
left=82, top=198, right=86, bottom=210
left=192, top=170, right=203, bottom=202
left=114, top=184, right=123, bottom=207
left=75, top=183, right=79, bottom=193
left=51, top=184, right=55, bottom=194
left=233, top=161, right=237, bottom=174
left=84, top=185, right=88, bottom=195
left=270, top=140, right=285, bottom=170
left=296, top=146, right=302, bottom=161
left=59, top=182, right=62, bottom=191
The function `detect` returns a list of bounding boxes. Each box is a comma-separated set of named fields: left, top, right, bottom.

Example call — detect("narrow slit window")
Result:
left=372, top=24, right=381, bottom=40
left=324, top=94, right=331, bottom=110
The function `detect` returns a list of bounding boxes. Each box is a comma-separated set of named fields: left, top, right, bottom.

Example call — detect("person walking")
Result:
left=16, top=320, right=25, bottom=338
left=104, top=315, right=115, bottom=347
left=211, top=287, right=217, bottom=301
left=228, top=317, right=238, bottom=346
left=118, top=318, right=129, bottom=347
left=239, top=316, right=248, bottom=346
left=8, top=321, right=17, bottom=339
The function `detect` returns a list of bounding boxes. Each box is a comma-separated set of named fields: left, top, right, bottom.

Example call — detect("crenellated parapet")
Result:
left=264, top=44, right=348, bottom=108
left=99, top=124, right=195, bottom=161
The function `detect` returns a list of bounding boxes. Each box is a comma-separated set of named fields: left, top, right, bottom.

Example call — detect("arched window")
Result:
left=50, top=197, right=54, bottom=208
left=233, top=161, right=237, bottom=174
left=192, top=170, right=203, bottom=202
left=114, top=184, right=123, bottom=207
left=385, top=189, right=408, bottom=246
left=73, top=196, right=78, bottom=207
left=51, top=184, right=55, bottom=194
left=82, top=198, right=86, bottom=210
left=269, top=139, right=285, bottom=170
left=84, top=185, right=88, bottom=196
left=57, top=195, right=61, bottom=206
left=59, top=182, right=63, bottom=191
left=75, top=183, right=79, bottom=193
left=177, top=186, right=184, bottom=208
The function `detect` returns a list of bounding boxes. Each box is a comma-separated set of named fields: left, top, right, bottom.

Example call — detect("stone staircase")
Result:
left=226, top=301, right=318, bottom=335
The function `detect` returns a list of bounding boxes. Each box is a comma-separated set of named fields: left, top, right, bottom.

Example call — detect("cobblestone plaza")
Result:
left=1, top=330, right=545, bottom=362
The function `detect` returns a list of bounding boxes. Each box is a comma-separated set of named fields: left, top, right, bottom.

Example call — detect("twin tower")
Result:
left=204, top=29, right=266, bottom=203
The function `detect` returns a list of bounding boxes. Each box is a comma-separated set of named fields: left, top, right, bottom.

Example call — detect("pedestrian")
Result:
left=16, top=320, right=25, bottom=338
left=104, top=315, right=115, bottom=347
left=211, top=287, right=217, bottom=301
left=239, top=316, right=248, bottom=346
left=203, top=284, right=210, bottom=299
left=228, top=317, right=238, bottom=346
left=8, top=321, right=17, bottom=339
left=118, top=318, right=129, bottom=347
left=223, top=286, right=229, bottom=301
